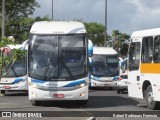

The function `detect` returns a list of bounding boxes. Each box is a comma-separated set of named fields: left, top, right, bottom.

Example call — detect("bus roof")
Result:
left=131, top=28, right=160, bottom=38
left=6, top=44, right=22, bottom=49
left=30, top=21, right=86, bottom=34
left=93, top=47, right=117, bottom=55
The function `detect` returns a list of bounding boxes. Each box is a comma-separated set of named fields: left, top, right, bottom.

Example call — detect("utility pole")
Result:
left=2, top=0, right=5, bottom=37
left=104, top=0, right=107, bottom=47
left=52, top=0, right=54, bottom=20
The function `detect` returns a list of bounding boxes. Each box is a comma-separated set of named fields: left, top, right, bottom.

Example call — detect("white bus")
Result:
left=128, top=28, right=160, bottom=110
left=0, top=42, right=28, bottom=95
left=89, top=47, right=119, bottom=89
left=28, top=21, right=92, bottom=106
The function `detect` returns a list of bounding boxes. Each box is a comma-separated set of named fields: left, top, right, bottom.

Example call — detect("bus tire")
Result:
left=109, top=87, right=113, bottom=90
left=78, top=100, right=88, bottom=106
left=30, top=100, right=41, bottom=106
left=145, top=85, right=160, bottom=110
left=117, top=89, right=121, bottom=94
left=0, top=90, right=5, bottom=95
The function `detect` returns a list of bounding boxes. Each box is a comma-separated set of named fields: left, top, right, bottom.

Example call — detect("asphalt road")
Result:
left=0, top=88, right=160, bottom=120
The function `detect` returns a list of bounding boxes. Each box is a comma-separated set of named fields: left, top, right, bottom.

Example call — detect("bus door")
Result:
left=128, top=39, right=143, bottom=99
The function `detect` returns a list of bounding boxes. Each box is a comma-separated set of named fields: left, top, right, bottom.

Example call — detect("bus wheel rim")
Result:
left=147, top=91, right=154, bottom=105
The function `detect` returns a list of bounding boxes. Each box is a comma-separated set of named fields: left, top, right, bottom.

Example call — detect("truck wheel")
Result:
left=145, top=85, right=160, bottom=110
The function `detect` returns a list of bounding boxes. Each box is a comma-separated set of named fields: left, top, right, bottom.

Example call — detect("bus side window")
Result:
left=141, top=37, right=153, bottom=63
left=154, top=36, right=160, bottom=63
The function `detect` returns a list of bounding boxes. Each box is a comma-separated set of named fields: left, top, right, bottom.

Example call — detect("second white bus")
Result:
left=89, top=47, right=119, bottom=89
left=0, top=42, right=28, bottom=95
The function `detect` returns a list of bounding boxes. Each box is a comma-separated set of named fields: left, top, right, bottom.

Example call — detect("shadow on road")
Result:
left=39, top=100, right=86, bottom=108
left=86, top=96, right=139, bottom=108
left=37, top=95, right=139, bottom=109
left=89, top=87, right=117, bottom=91
left=4, top=92, right=28, bottom=96
left=1, top=91, right=140, bottom=110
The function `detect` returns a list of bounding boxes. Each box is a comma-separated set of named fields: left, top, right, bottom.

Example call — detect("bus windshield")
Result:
left=91, top=54, right=119, bottom=77
left=28, top=34, right=87, bottom=81
left=2, top=51, right=27, bottom=77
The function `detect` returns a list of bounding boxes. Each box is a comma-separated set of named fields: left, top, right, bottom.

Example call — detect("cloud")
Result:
left=33, top=0, right=160, bottom=35
left=126, top=0, right=160, bottom=33
left=34, top=0, right=104, bottom=22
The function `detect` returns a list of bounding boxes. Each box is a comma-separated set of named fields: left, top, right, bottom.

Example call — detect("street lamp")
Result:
left=104, top=0, right=107, bottom=47
left=2, top=0, right=5, bottom=37
left=52, top=0, right=54, bottom=20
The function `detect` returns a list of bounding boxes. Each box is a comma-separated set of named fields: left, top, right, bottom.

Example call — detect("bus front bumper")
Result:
left=28, top=86, right=88, bottom=101
left=0, top=82, right=28, bottom=91
left=90, top=79, right=116, bottom=87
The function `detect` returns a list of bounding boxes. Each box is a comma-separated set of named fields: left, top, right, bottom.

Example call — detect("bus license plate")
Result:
left=54, top=94, right=64, bottom=98
left=3, top=86, right=11, bottom=89
left=104, top=84, right=109, bottom=86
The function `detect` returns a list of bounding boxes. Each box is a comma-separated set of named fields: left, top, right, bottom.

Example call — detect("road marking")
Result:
left=86, top=117, right=97, bottom=120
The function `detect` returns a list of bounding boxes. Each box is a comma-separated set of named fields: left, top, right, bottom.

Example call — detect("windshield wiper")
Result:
left=2, top=61, right=18, bottom=77
left=10, top=65, right=18, bottom=77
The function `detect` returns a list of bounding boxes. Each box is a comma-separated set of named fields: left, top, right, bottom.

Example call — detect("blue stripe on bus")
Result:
left=31, top=79, right=46, bottom=84
left=31, top=78, right=86, bottom=87
left=63, top=79, right=86, bottom=87
left=12, top=78, right=24, bottom=84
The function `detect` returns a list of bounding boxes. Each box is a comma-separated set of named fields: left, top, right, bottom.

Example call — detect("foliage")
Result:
left=112, top=30, right=130, bottom=56
left=5, top=16, right=50, bottom=43
left=84, top=22, right=111, bottom=46
left=120, top=43, right=129, bottom=57
left=0, top=0, right=40, bottom=18
left=0, top=0, right=40, bottom=43
left=0, top=37, right=25, bottom=77
left=0, top=36, right=15, bottom=48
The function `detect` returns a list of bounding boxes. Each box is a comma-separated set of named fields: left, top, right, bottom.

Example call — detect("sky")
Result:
left=33, top=0, right=160, bottom=35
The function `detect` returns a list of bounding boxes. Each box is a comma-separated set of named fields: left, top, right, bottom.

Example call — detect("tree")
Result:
left=112, top=30, right=130, bottom=57
left=6, top=16, right=50, bottom=43
left=0, top=0, right=40, bottom=18
left=120, top=43, right=129, bottom=57
left=84, top=22, right=111, bottom=46
left=0, top=0, right=40, bottom=42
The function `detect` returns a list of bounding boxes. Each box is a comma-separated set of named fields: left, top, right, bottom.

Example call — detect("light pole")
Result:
left=2, top=0, right=5, bottom=37
left=104, top=0, right=107, bottom=47
left=52, top=0, right=54, bottom=20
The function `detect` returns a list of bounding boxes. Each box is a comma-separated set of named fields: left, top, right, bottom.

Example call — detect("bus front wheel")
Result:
left=77, top=100, right=88, bottom=106
left=145, top=85, right=160, bottom=110
left=0, top=90, right=5, bottom=95
left=30, top=100, right=41, bottom=106
left=117, top=89, right=121, bottom=94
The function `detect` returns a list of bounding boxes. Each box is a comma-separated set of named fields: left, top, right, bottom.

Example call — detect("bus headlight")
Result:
left=28, top=81, right=40, bottom=89
left=80, top=83, right=85, bottom=87
left=31, top=92, right=37, bottom=97
left=80, top=92, right=86, bottom=97
left=78, top=82, right=88, bottom=88
left=32, top=84, right=38, bottom=88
